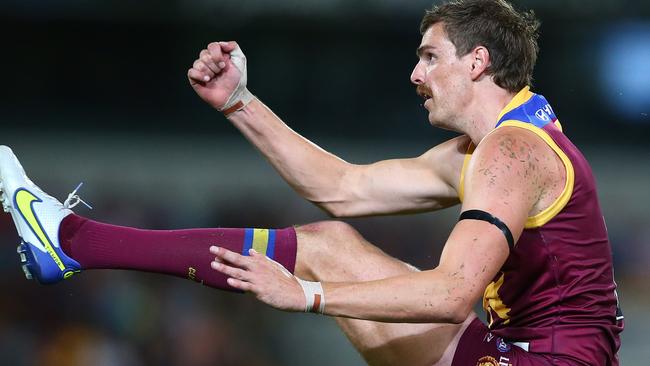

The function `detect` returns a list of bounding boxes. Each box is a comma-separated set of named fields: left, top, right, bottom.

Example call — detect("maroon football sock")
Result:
left=58, top=214, right=297, bottom=290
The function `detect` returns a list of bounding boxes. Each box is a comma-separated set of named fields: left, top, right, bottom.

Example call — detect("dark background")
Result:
left=0, top=0, right=648, bottom=365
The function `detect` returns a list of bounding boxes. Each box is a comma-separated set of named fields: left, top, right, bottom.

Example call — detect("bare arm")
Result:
left=210, top=127, right=560, bottom=322
left=229, top=100, right=466, bottom=216
left=188, top=42, right=465, bottom=217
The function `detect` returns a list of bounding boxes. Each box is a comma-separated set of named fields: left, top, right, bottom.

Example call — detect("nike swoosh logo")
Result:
left=14, top=188, right=66, bottom=271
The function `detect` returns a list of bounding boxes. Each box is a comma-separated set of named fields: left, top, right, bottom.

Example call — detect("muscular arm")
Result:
left=212, top=126, right=563, bottom=323
left=228, top=100, right=466, bottom=216
left=188, top=42, right=466, bottom=217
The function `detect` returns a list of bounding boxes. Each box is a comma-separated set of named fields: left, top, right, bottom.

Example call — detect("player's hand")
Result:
left=188, top=41, right=254, bottom=112
left=209, top=246, right=306, bottom=312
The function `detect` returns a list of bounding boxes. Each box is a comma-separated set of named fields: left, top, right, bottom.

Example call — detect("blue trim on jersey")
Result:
left=496, top=94, right=557, bottom=128
left=243, top=228, right=254, bottom=255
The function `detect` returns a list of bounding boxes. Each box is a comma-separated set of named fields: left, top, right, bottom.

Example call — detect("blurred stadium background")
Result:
left=1, top=0, right=649, bottom=364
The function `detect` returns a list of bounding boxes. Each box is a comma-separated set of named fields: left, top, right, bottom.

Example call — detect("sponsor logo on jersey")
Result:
left=535, top=109, right=550, bottom=121
left=496, top=337, right=511, bottom=352
left=534, top=103, right=554, bottom=122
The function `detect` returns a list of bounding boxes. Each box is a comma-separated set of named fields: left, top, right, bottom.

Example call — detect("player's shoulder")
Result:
left=470, top=126, right=558, bottom=188
left=474, top=125, right=553, bottom=164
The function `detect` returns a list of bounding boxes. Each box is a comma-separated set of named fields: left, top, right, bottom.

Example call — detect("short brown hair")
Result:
left=420, top=0, right=540, bottom=92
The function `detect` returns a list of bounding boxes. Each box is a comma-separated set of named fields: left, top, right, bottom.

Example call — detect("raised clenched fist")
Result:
left=188, top=41, right=254, bottom=114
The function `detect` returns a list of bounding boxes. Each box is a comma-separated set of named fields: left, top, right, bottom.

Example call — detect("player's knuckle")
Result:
left=208, top=44, right=221, bottom=55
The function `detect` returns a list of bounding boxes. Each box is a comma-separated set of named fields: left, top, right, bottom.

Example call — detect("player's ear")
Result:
left=469, top=46, right=490, bottom=81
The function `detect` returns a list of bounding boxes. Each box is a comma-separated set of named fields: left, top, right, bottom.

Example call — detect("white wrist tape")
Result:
left=296, top=278, right=325, bottom=314
left=221, top=46, right=254, bottom=115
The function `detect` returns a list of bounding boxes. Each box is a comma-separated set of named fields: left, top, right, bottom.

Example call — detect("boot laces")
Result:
left=63, top=182, right=93, bottom=210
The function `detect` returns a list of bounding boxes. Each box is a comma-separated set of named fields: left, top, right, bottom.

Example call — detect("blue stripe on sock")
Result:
left=243, top=228, right=254, bottom=256
left=267, top=229, right=276, bottom=259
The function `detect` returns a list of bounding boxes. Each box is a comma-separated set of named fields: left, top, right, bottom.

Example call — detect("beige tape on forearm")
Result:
left=296, top=278, right=325, bottom=314
left=221, top=46, right=254, bottom=116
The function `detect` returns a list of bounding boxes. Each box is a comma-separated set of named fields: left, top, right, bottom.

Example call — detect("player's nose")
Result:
left=410, top=62, right=425, bottom=85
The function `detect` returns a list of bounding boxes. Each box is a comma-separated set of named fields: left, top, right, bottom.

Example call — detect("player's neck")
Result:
left=462, top=85, right=516, bottom=145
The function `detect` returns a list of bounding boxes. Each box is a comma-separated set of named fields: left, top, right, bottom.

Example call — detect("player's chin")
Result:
left=426, top=109, right=442, bottom=127
left=427, top=113, right=454, bottom=131
left=423, top=100, right=436, bottom=123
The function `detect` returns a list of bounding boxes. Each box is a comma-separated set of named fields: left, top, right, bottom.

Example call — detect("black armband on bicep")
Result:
left=458, top=209, right=515, bottom=250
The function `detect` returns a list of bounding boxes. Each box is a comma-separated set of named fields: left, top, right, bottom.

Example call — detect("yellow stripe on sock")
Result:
left=252, top=229, right=269, bottom=255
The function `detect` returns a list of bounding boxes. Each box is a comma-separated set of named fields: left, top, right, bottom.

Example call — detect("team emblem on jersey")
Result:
left=476, top=356, right=498, bottom=366
left=496, top=337, right=511, bottom=352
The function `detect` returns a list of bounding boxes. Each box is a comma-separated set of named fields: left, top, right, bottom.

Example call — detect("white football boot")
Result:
left=0, top=145, right=83, bottom=284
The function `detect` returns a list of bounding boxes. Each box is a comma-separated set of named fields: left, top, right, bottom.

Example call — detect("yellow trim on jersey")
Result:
left=497, top=121, right=575, bottom=228
left=496, top=86, right=534, bottom=123
left=483, top=272, right=511, bottom=327
left=458, top=142, right=475, bottom=203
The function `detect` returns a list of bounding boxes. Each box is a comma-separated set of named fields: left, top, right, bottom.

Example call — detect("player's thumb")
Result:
left=219, top=41, right=239, bottom=53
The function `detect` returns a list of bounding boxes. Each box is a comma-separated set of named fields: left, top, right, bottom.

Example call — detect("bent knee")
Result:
left=294, top=221, right=412, bottom=282
left=294, top=221, right=362, bottom=278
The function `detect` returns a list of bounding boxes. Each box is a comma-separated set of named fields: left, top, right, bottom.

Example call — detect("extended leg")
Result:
left=0, top=145, right=299, bottom=287
left=59, top=214, right=297, bottom=290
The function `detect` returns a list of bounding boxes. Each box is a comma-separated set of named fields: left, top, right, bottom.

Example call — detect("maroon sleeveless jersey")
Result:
left=459, top=87, right=624, bottom=365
